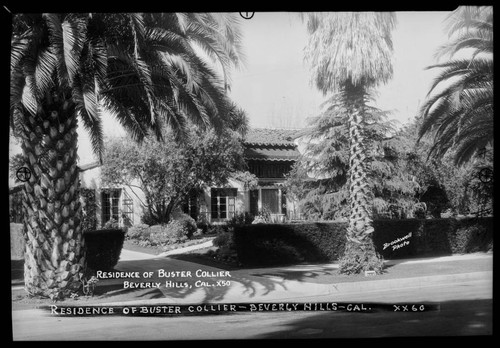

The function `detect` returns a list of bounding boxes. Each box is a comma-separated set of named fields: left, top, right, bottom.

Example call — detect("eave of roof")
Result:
left=243, top=128, right=300, bottom=147
left=244, top=147, right=299, bottom=161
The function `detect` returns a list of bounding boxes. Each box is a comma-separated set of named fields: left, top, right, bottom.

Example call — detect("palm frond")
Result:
left=10, top=30, right=32, bottom=72
left=34, top=48, right=57, bottom=95
left=303, top=12, right=397, bottom=93
left=184, top=13, right=245, bottom=90
left=61, top=15, right=87, bottom=86
left=443, top=6, right=492, bottom=37
left=76, top=95, right=104, bottom=161
left=434, top=34, right=493, bottom=59
left=43, top=13, right=70, bottom=88
left=10, top=64, right=27, bottom=112
left=100, top=94, right=149, bottom=142
left=21, top=70, right=38, bottom=116
left=424, top=58, right=493, bottom=95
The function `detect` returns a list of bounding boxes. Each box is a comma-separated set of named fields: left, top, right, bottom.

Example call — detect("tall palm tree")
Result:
left=302, top=12, right=397, bottom=274
left=10, top=12, right=244, bottom=299
left=418, top=6, right=493, bottom=166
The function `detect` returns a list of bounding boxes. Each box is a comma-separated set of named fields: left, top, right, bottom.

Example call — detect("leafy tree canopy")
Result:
left=100, top=125, right=250, bottom=224
left=285, top=94, right=421, bottom=220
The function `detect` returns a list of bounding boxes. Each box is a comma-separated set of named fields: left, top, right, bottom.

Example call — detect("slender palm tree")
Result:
left=302, top=12, right=397, bottom=274
left=10, top=12, right=244, bottom=299
left=418, top=6, right=493, bottom=166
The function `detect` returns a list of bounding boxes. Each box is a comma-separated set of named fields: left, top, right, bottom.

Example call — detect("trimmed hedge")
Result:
left=233, top=223, right=346, bottom=266
left=232, top=217, right=493, bottom=267
left=373, top=217, right=493, bottom=259
left=84, top=229, right=125, bottom=271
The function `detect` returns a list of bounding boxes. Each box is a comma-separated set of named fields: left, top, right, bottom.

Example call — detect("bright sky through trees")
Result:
left=228, top=11, right=450, bottom=129
left=9, top=11, right=452, bottom=169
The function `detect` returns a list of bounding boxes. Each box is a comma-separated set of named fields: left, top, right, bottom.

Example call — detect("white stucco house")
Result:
left=78, top=126, right=303, bottom=227
left=9, top=111, right=305, bottom=228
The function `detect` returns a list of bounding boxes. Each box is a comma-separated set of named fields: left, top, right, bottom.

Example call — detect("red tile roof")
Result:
left=244, top=128, right=300, bottom=161
left=244, top=128, right=300, bottom=147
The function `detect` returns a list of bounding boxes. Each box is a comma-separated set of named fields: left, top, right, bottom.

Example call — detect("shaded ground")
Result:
left=11, top=249, right=492, bottom=312
left=252, top=299, right=493, bottom=338
left=170, top=250, right=494, bottom=285
left=11, top=298, right=493, bottom=340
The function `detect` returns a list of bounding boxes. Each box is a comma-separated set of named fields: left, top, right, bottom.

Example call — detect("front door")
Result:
left=261, top=189, right=280, bottom=214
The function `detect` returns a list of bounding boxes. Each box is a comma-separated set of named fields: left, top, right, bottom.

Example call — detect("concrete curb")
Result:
left=158, top=240, right=214, bottom=257
left=88, top=270, right=492, bottom=307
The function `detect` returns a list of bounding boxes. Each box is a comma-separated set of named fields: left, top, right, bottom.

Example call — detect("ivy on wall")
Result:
left=80, top=188, right=97, bottom=232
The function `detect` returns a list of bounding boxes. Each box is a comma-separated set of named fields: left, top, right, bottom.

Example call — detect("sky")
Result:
left=9, top=11, right=453, bottom=168
left=228, top=11, right=451, bottom=129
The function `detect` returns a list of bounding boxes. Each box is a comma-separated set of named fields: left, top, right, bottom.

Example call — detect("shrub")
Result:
left=228, top=212, right=254, bottom=227
left=450, top=217, right=493, bottom=253
left=213, top=227, right=234, bottom=248
left=146, top=215, right=198, bottom=246
left=228, top=217, right=493, bottom=267
left=197, top=221, right=210, bottom=234
left=103, top=218, right=119, bottom=230
left=173, top=214, right=198, bottom=239
left=140, top=211, right=157, bottom=226
left=211, top=227, right=239, bottom=264
left=373, top=217, right=493, bottom=258
left=233, top=222, right=347, bottom=267
left=372, top=219, right=422, bottom=259
left=84, top=229, right=125, bottom=271
left=149, top=224, right=180, bottom=246
left=207, top=224, right=229, bottom=235
left=126, top=224, right=150, bottom=240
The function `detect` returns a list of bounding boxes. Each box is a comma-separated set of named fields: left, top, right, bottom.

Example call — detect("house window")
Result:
left=102, top=189, right=120, bottom=225
left=211, top=188, right=237, bottom=220
left=121, top=190, right=134, bottom=227
left=183, top=190, right=199, bottom=220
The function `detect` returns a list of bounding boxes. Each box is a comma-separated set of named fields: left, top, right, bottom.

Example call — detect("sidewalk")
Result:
left=11, top=246, right=493, bottom=308
left=92, top=249, right=494, bottom=306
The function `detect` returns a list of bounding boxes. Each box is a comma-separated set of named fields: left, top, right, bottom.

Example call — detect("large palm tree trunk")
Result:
left=19, top=94, right=86, bottom=299
left=339, top=81, right=383, bottom=274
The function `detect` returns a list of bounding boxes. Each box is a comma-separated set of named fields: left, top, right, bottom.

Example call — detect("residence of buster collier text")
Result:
left=95, top=269, right=233, bottom=289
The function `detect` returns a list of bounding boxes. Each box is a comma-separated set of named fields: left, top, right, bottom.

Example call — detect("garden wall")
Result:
left=232, top=217, right=493, bottom=267
left=10, top=223, right=125, bottom=271
left=10, top=223, right=25, bottom=260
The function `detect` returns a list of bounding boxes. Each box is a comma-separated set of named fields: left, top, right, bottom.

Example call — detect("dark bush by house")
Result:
left=231, top=217, right=493, bottom=267
left=373, top=217, right=493, bottom=259
left=84, top=229, right=125, bottom=271
left=233, top=222, right=347, bottom=266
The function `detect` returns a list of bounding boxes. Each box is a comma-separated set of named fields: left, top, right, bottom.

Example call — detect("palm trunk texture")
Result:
left=339, top=81, right=384, bottom=274
left=19, top=95, right=86, bottom=299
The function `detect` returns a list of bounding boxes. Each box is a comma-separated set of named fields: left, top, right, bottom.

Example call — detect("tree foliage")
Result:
left=285, top=94, right=420, bottom=221
left=301, top=12, right=397, bottom=274
left=100, top=126, right=248, bottom=224
left=418, top=6, right=493, bottom=166
left=303, top=12, right=397, bottom=93
left=9, top=12, right=245, bottom=298
left=403, top=116, right=493, bottom=217
left=10, top=12, right=246, bottom=158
